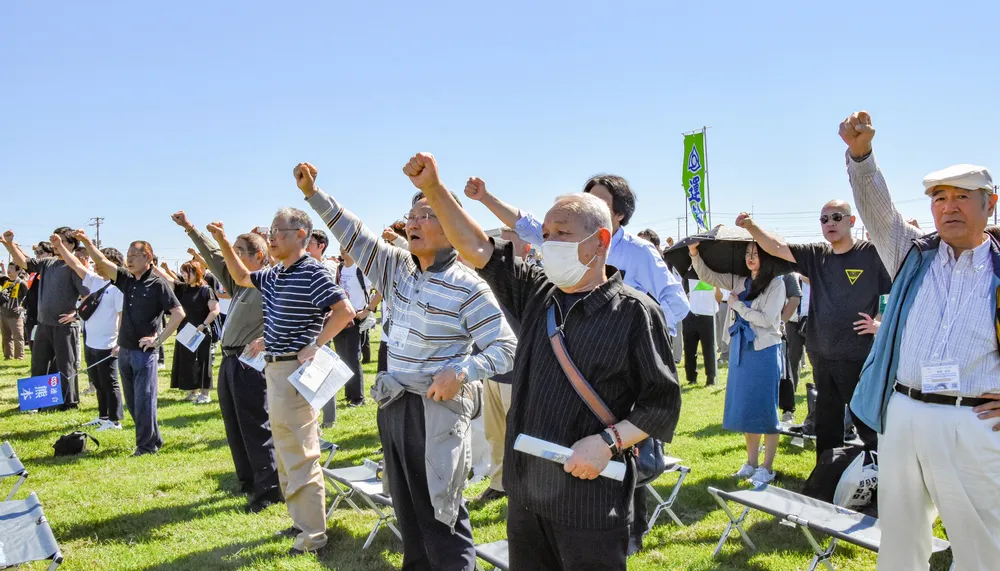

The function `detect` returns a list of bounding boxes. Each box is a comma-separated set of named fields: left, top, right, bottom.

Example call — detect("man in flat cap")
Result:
left=841, top=110, right=1000, bottom=571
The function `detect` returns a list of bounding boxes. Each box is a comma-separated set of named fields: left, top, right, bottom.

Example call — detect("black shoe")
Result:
left=276, top=525, right=301, bottom=538
left=289, top=545, right=328, bottom=557
left=247, top=491, right=284, bottom=513
left=706, top=380, right=716, bottom=386
left=627, top=535, right=644, bottom=556
left=687, top=380, right=698, bottom=386
left=347, top=399, right=366, bottom=408
left=476, top=488, right=506, bottom=503
left=131, top=449, right=155, bottom=457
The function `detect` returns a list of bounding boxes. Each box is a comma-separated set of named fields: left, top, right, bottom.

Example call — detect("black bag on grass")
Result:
left=53, top=431, right=99, bottom=456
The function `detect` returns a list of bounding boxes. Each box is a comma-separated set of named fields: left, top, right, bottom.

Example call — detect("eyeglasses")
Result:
left=819, top=213, right=846, bottom=224
left=404, top=211, right=437, bottom=224
left=267, top=227, right=298, bottom=238
left=233, top=246, right=256, bottom=256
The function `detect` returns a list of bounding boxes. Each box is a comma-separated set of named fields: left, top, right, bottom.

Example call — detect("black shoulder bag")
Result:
left=76, top=282, right=112, bottom=321
left=546, top=304, right=667, bottom=486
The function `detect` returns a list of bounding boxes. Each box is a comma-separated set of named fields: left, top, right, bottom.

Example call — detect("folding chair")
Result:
left=475, top=539, right=509, bottom=571
left=0, top=492, right=63, bottom=570
left=708, top=485, right=953, bottom=571
left=0, top=442, right=28, bottom=501
left=322, top=464, right=401, bottom=549
left=321, top=442, right=338, bottom=469
left=643, top=456, right=690, bottom=530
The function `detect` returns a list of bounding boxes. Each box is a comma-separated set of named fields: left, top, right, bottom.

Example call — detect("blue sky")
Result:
left=3, top=1, right=998, bottom=267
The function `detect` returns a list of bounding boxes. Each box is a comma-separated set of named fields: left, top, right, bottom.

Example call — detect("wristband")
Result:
left=599, top=429, right=619, bottom=456
left=608, top=424, right=624, bottom=453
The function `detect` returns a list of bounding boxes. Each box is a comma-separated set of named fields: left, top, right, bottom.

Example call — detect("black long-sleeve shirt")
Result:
left=479, top=238, right=681, bottom=530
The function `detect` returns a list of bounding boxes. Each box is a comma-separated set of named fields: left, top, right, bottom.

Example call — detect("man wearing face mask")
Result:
left=463, top=176, right=689, bottom=334
left=413, top=154, right=680, bottom=570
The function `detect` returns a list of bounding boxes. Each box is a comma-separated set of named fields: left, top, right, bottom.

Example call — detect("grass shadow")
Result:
left=138, top=536, right=281, bottom=571
left=57, top=496, right=237, bottom=543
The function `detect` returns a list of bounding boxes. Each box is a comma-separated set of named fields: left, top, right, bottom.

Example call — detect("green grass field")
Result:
left=0, top=332, right=953, bottom=570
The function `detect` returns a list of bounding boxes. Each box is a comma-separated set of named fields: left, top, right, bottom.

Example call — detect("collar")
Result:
left=611, top=226, right=625, bottom=250
left=552, top=266, right=625, bottom=316
left=135, top=267, right=153, bottom=281
left=279, top=254, right=311, bottom=272
left=937, top=236, right=992, bottom=269
left=410, top=248, right=458, bottom=273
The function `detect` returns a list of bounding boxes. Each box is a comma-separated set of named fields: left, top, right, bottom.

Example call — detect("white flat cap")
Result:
left=922, top=164, right=994, bottom=195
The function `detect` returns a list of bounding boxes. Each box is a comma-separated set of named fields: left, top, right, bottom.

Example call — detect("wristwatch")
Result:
left=450, top=365, right=469, bottom=384
left=599, top=429, right=620, bottom=456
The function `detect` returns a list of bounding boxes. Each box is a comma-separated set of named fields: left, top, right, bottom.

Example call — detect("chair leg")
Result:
left=709, top=488, right=755, bottom=556
left=645, top=467, right=690, bottom=531
left=6, top=473, right=27, bottom=501
left=797, top=525, right=838, bottom=571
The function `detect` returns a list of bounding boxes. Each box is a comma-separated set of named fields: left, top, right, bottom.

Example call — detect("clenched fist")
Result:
left=72, top=229, right=90, bottom=243
left=1, top=230, right=14, bottom=246
left=464, top=177, right=488, bottom=201
left=50, top=234, right=63, bottom=247
left=206, top=221, right=226, bottom=241
left=839, top=111, right=875, bottom=159
left=293, top=163, right=319, bottom=196
left=735, top=212, right=754, bottom=229
left=402, top=153, right=442, bottom=191
left=172, top=211, right=193, bottom=230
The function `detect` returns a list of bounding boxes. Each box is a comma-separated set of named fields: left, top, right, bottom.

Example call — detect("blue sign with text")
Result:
left=18, top=373, right=64, bottom=411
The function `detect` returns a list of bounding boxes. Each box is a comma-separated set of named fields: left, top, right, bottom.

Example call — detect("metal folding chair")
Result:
left=0, top=492, right=63, bottom=570
left=0, top=441, right=28, bottom=501
left=475, top=539, right=509, bottom=571
left=643, top=457, right=690, bottom=530
left=322, top=463, right=401, bottom=549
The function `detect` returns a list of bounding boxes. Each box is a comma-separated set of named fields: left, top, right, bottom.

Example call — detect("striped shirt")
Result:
left=305, top=190, right=516, bottom=383
left=848, top=151, right=1000, bottom=397
left=250, top=255, right=347, bottom=354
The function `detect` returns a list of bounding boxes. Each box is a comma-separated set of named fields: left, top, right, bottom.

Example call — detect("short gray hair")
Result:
left=552, top=193, right=613, bottom=234
left=275, top=207, right=313, bottom=248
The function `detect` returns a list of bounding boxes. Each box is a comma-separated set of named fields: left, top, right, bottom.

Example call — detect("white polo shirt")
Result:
left=82, top=271, right=124, bottom=350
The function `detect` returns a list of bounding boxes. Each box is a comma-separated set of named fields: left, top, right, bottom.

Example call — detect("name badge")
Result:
left=920, top=360, right=961, bottom=394
left=388, top=321, right=409, bottom=348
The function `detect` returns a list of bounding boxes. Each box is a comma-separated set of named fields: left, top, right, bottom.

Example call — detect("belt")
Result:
left=264, top=353, right=298, bottom=363
left=221, top=346, right=245, bottom=357
left=893, top=382, right=991, bottom=408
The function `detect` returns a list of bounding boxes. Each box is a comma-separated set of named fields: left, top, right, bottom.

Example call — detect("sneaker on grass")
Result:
left=734, top=463, right=756, bottom=479
left=97, top=420, right=123, bottom=431
left=750, top=467, right=775, bottom=487
left=81, top=417, right=104, bottom=427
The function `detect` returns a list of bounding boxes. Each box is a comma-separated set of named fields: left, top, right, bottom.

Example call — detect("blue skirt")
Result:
left=722, top=333, right=781, bottom=435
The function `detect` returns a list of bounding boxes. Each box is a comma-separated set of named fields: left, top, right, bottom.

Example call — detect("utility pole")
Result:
left=89, top=217, right=104, bottom=249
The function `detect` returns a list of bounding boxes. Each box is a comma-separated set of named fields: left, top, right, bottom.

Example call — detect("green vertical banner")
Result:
left=683, top=132, right=708, bottom=231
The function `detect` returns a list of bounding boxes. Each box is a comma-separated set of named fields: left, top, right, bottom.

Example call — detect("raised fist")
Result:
left=206, top=221, right=226, bottom=241
left=402, top=153, right=442, bottom=191
left=187, top=248, right=198, bottom=257
left=381, top=227, right=398, bottom=242
left=464, top=177, right=488, bottom=201
left=171, top=211, right=192, bottom=229
left=50, top=233, right=63, bottom=247
left=688, top=242, right=699, bottom=256
left=735, top=212, right=753, bottom=229
left=160, top=262, right=169, bottom=270
left=293, top=163, right=319, bottom=195
left=72, top=229, right=89, bottom=242
left=839, top=111, right=875, bottom=159
left=0, top=230, right=13, bottom=246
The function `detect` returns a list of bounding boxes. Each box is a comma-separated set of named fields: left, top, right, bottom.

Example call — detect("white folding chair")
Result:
left=322, top=463, right=401, bottom=549
left=644, top=456, right=690, bottom=531
left=0, top=492, right=63, bottom=570
left=475, top=539, right=510, bottom=571
left=1, top=441, right=28, bottom=501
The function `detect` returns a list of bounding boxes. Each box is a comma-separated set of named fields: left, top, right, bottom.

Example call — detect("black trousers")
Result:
left=682, top=314, right=716, bottom=384
left=508, top=500, right=629, bottom=571
left=31, top=322, right=81, bottom=408
left=808, top=353, right=877, bottom=457
left=217, top=355, right=280, bottom=503
left=361, top=329, right=371, bottom=364
left=84, top=347, right=123, bottom=422
left=786, top=321, right=805, bottom=392
left=631, top=486, right=648, bottom=538
left=378, top=392, right=476, bottom=571
left=334, top=324, right=364, bottom=403
left=377, top=336, right=388, bottom=373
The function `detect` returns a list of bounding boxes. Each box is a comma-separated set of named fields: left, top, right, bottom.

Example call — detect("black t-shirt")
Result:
left=114, top=267, right=181, bottom=350
left=789, top=241, right=891, bottom=360
left=174, top=283, right=215, bottom=328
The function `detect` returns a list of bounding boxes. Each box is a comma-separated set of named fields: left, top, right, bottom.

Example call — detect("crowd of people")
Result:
left=2, top=110, right=999, bottom=571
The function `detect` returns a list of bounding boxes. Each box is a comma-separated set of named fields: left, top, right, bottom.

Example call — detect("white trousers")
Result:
left=877, top=392, right=1000, bottom=571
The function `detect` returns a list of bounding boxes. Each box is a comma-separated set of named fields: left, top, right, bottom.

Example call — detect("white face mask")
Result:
left=541, top=231, right=600, bottom=288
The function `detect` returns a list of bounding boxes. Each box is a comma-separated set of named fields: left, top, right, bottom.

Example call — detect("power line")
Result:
left=89, top=217, right=105, bottom=249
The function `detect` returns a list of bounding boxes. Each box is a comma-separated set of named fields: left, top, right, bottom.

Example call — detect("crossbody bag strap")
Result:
left=358, top=266, right=371, bottom=306
left=546, top=304, right=618, bottom=426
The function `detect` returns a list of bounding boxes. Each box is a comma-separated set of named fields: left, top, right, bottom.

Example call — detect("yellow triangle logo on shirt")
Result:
left=846, top=269, right=864, bottom=285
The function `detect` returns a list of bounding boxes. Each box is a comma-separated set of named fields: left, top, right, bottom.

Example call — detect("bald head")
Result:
left=551, top=193, right=613, bottom=235
left=822, top=200, right=852, bottom=215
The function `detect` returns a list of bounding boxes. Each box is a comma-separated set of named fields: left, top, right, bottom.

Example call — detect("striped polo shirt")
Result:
left=306, top=190, right=516, bottom=384
left=250, top=255, right=348, bottom=354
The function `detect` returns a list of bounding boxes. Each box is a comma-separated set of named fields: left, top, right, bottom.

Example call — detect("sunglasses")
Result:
left=819, top=213, right=847, bottom=224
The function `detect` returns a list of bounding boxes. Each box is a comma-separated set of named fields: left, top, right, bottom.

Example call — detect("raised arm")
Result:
left=172, top=210, right=239, bottom=294
left=463, top=177, right=523, bottom=230
left=735, top=214, right=797, bottom=263
left=206, top=222, right=252, bottom=288
left=0, top=231, right=28, bottom=270
left=73, top=230, right=116, bottom=280
left=295, top=162, right=413, bottom=293
left=688, top=243, right=739, bottom=290
left=49, top=233, right=90, bottom=280
left=839, top=111, right=923, bottom=275
left=155, top=263, right=179, bottom=283
left=398, top=154, right=495, bottom=269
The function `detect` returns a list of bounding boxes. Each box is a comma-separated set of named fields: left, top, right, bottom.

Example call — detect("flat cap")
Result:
left=922, top=164, right=994, bottom=195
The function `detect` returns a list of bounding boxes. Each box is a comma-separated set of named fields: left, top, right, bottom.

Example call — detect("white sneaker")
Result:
left=750, top=467, right=775, bottom=487
left=81, top=417, right=104, bottom=427
left=195, top=394, right=211, bottom=404
left=781, top=411, right=794, bottom=423
left=734, top=463, right=756, bottom=479
left=82, top=386, right=97, bottom=396
left=184, top=392, right=199, bottom=402
left=97, top=420, right=123, bottom=431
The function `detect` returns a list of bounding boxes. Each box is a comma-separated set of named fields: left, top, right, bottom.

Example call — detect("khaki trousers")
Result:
left=1, top=313, right=25, bottom=360
left=483, top=379, right=512, bottom=492
left=265, top=360, right=327, bottom=551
